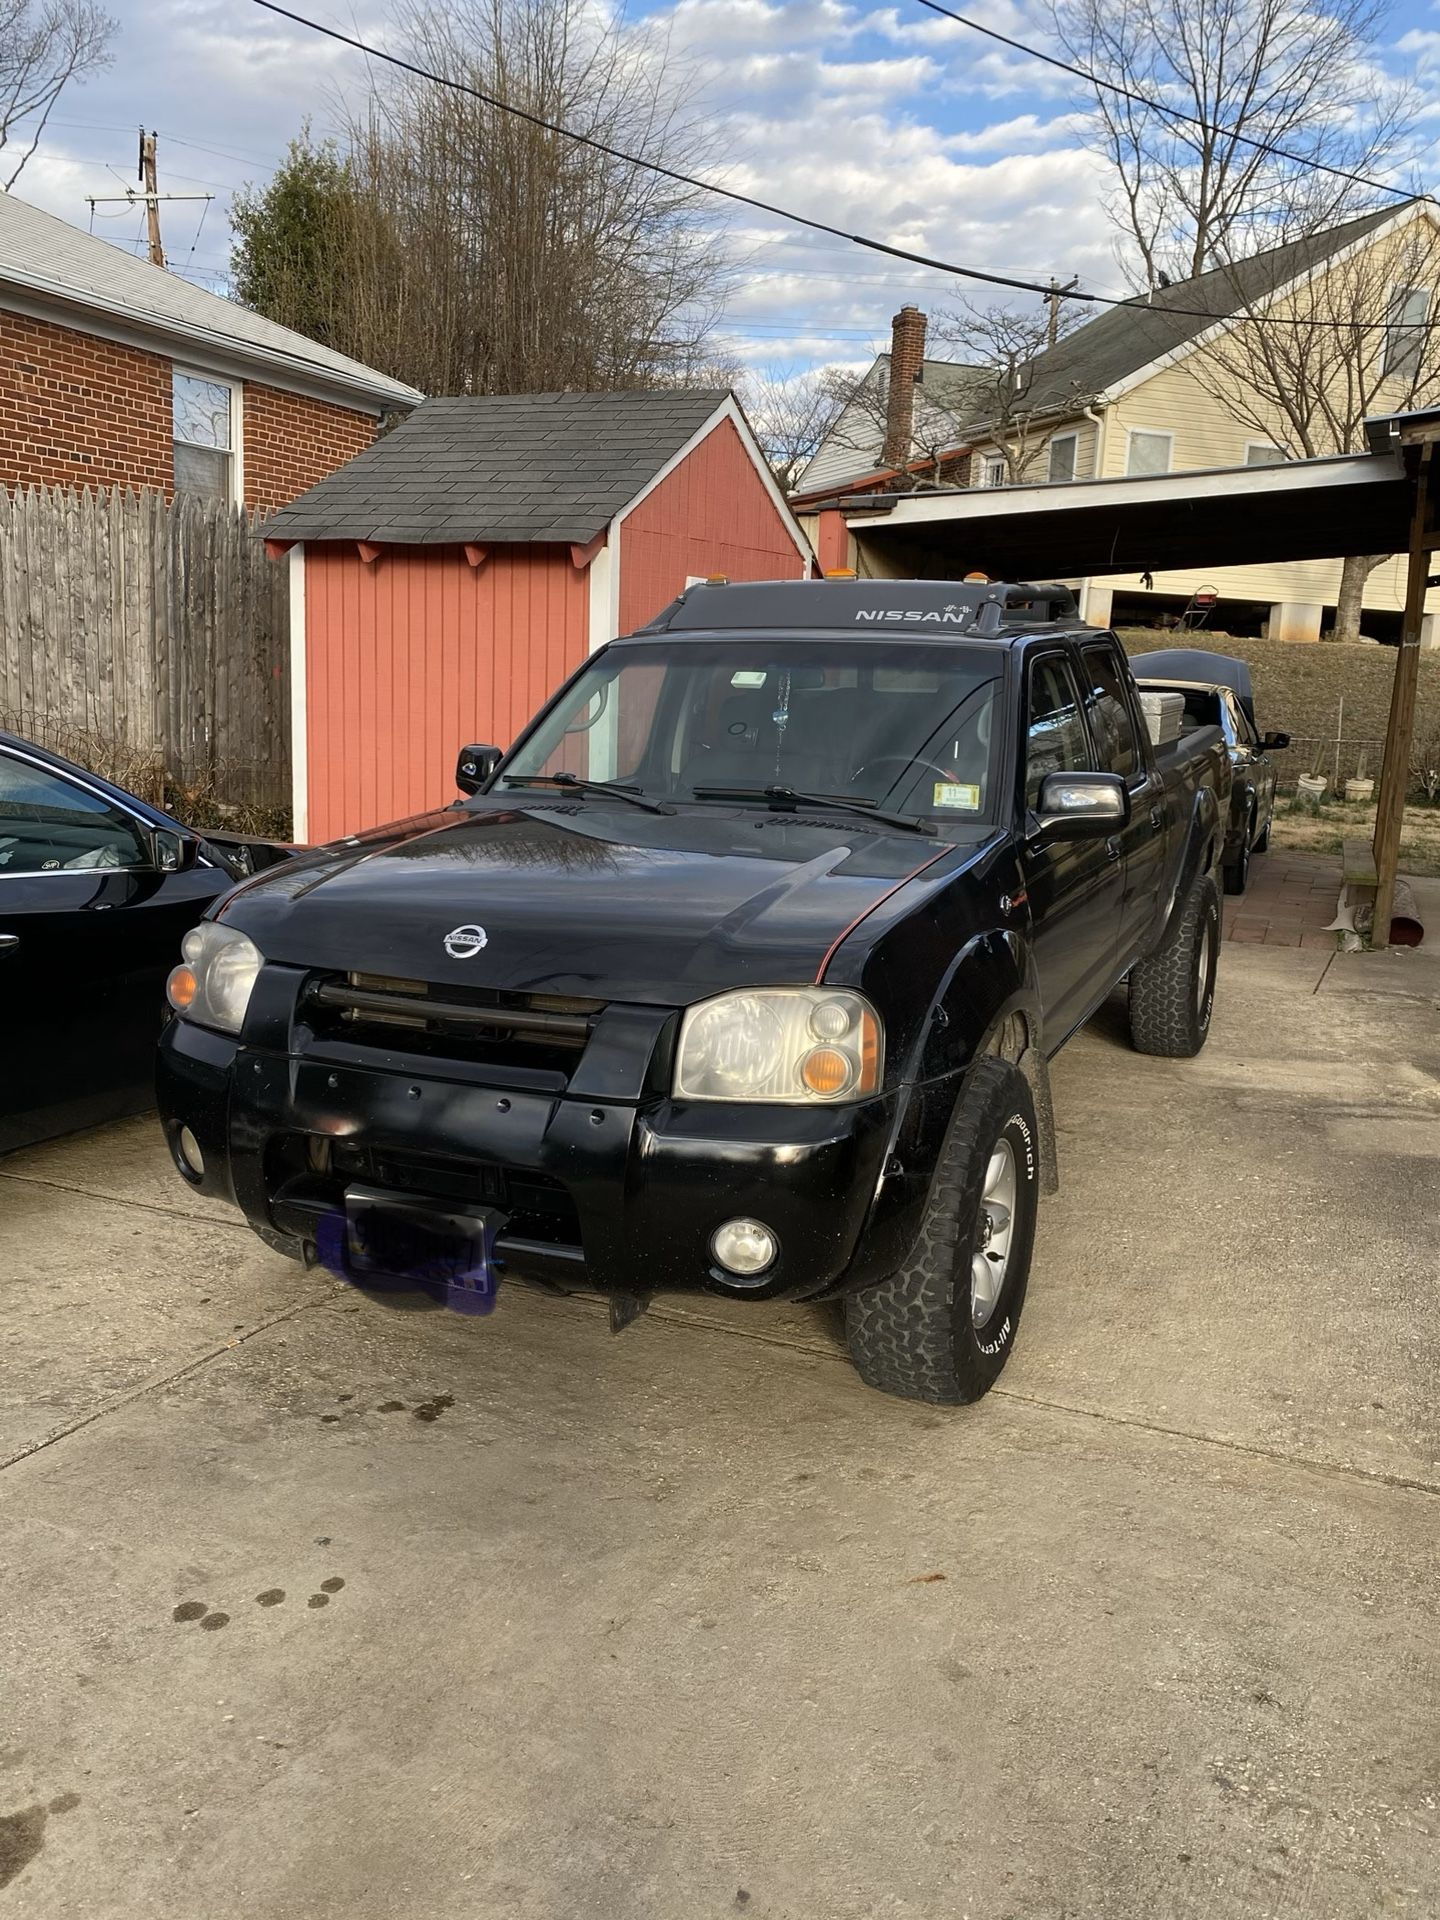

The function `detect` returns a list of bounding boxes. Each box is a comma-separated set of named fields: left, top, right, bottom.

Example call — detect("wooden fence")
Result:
left=0, top=485, right=289, bottom=816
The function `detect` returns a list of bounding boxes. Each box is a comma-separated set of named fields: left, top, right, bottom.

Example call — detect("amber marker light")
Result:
left=799, top=1047, right=854, bottom=1096
left=167, top=964, right=198, bottom=1012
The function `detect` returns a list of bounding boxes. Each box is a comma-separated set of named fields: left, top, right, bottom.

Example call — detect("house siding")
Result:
left=0, top=306, right=381, bottom=509
left=301, top=543, right=588, bottom=843
left=1100, top=357, right=1437, bottom=616
left=618, top=416, right=807, bottom=632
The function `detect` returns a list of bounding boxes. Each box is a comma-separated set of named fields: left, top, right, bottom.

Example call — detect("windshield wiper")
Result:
left=501, top=772, right=674, bottom=815
left=690, top=785, right=935, bottom=836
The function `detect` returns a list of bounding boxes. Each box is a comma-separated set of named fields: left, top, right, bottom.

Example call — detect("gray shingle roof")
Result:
left=0, top=190, right=421, bottom=411
left=1014, top=203, right=1406, bottom=415
left=799, top=202, right=1411, bottom=491
left=264, top=389, right=731, bottom=543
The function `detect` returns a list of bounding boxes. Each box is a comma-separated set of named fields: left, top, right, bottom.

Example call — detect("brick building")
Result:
left=0, top=193, right=420, bottom=512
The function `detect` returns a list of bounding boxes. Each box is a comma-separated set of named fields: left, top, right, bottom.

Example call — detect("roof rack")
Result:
left=639, top=578, right=1081, bottom=635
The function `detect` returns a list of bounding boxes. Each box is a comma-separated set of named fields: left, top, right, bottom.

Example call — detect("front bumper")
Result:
left=156, top=1015, right=941, bottom=1303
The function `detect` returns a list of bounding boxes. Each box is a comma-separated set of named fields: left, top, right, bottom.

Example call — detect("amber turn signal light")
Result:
left=799, top=1046, right=854, bottom=1096
left=167, top=964, right=198, bottom=1012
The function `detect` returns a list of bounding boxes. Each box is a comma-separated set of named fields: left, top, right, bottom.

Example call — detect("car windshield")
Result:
left=500, top=640, right=1005, bottom=824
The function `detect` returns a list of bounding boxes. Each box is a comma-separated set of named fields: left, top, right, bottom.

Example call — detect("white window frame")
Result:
left=172, top=364, right=245, bottom=505
left=979, top=453, right=1008, bottom=488
left=1124, top=427, right=1173, bottom=477
left=1046, top=431, right=1079, bottom=484
left=1382, top=283, right=1431, bottom=382
left=1244, top=440, right=1286, bottom=466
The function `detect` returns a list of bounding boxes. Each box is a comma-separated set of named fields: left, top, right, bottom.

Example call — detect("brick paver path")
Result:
left=1222, top=846, right=1342, bottom=948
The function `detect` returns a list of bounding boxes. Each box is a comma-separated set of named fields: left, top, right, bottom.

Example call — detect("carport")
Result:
left=809, top=406, right=1440, bottom=950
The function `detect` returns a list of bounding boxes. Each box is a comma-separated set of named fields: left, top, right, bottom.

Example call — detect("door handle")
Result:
left=0, top=934, right=18, bottom=954
left=1149, top=807, right=1163, bottom=831
left=1105, top=836, right=1122, bottom=860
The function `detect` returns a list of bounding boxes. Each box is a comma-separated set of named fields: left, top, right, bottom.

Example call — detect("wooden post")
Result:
left=139, top=129, right=165, bottom=269
left=1370, top=442, right=1433, bottom=950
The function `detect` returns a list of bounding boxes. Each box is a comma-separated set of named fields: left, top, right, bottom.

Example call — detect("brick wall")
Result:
left=242, top=381, right=378, bottom=513
left=0, top=310, right=171, bottom=493
left=0, top=307, right=382, bottom=509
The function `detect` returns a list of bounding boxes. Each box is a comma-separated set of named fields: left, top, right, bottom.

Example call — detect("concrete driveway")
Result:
left=2, top=934, right=1437, bottom=1918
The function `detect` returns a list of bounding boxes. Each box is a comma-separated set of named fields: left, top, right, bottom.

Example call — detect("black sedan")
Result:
left=0, top=730, right=292, bottom=1152
left=1132, top=650, right=1289, bottom=895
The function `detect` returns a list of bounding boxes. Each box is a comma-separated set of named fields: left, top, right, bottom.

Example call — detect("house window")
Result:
left=1245, top=442, right=1285, bottom=466
left=1383, top=286, right=1430, bottom=382
left=1047, top=433, right=1077, bottom=483
left=1126, top=429, right=1172, bottom=476
left=981, top=455, right=1007, bottom=487
left=173, top=370, right=235, bottom=502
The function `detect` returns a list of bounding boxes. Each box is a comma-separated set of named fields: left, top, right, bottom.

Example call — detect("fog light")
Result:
left=176, top=1126, right=205, bottom=1179
left=710, top=1217, right=777, bottom=1276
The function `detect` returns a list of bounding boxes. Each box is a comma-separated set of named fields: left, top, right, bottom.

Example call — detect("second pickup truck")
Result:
left=157, top=579, right=1230, bottom=1405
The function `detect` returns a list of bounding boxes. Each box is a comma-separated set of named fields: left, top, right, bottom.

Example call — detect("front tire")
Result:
left=1128, top=872, right=1220, bottom=1057
left=844, top=1059, right=1039, bottom=1405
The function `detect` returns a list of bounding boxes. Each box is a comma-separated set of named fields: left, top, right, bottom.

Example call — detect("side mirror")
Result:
left=456, top=743, right=502, bottom=796
left=1033, top=771, right=1128, bottom=839
left=1261, top=731, right=1290, bottom=751
left=149, top=826, right=198, bottom=873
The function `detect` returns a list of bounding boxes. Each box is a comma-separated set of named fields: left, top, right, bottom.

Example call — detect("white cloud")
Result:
left=9, top=0, right=1137, bottom=376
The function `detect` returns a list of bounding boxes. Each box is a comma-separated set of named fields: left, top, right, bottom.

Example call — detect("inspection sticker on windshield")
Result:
left=933, top=782, right=981, bottom=811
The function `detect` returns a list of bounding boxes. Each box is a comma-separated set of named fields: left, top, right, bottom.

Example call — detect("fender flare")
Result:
left=1156, top=781, right=1224, bottom=947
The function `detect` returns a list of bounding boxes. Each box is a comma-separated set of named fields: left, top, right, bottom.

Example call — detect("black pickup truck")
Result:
left=157, top=580, right=1229, bottom=1404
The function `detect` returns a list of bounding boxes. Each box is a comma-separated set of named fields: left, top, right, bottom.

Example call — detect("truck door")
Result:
left=1020, top=652, right=1124, bottom=1043
left=1077, top=640, right=1165, bottom=971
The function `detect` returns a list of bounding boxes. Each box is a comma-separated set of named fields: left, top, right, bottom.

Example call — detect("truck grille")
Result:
left=300, top=972, right=604, bottom=1084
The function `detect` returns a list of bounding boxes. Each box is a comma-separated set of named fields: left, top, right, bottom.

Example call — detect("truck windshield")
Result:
left=501, top=640, right=1004, bottom=825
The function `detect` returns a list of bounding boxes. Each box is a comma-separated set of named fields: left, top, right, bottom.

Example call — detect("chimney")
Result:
left=882, top=305, right=927, bottom=470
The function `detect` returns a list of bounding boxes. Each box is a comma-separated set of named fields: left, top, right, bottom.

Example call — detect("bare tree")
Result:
left=296, top=0, right=732, bottom=395
left=742, top=367, right=843, bottom=492
left=1049, top=0, right=1416, bottom=287
left=0, top=0, right=115, bottom=190
left=1195, top=211, right=1440, bottom=637
left=933, top=299, right=1096, bottom=483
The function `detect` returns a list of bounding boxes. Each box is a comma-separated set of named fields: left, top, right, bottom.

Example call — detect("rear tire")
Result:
left=844, top=1059, right=1039, bottom=1405
left=1128, top=873, right=1220, bottom=1057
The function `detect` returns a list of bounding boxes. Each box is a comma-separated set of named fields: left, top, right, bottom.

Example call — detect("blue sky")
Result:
left=13, top=0, right=1440, bottom=379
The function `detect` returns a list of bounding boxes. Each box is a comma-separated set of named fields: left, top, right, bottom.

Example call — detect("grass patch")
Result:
left=1270, top=796, right=1440, bottom=877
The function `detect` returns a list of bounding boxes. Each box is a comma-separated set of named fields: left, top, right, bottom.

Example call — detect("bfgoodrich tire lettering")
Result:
left=844, top=1058, right=1039, bottom=1405
left=1128, top=872, right=1220, bottom=1058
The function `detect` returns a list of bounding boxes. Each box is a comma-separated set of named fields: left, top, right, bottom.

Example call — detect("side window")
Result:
left=1079, top=645, right=1140, bottom=778
left=1230, top=697, right=1259, bottom=749
left=1025, top=656, right=1092, bottom=808
left=0, top=755, right=149, bottom=874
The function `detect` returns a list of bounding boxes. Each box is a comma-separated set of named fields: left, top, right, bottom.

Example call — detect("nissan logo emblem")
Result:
left=443, top=924, right=488, bottom=959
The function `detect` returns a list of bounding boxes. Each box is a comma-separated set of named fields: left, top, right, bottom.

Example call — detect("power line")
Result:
left=911, top=0, right=1431, bottom=211
left=247, top=0, right=1435, bottom=335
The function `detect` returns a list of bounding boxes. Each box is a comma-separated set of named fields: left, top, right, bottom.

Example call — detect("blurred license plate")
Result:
left=342, top=1185, right=504, bottom=1314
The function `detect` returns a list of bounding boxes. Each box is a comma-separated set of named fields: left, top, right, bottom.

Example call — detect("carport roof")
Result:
left=833, top=448, right=1420, bottom=579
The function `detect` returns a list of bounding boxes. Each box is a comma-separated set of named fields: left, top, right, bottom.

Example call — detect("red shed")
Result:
left=264, top=390, right=812, bottom=842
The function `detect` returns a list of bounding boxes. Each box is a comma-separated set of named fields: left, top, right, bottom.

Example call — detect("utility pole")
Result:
left=139, top=128, right=164, bottom=268
left=1044, top=276, right=1079, bottom=347
left=85, top=131, right=212, bottom=274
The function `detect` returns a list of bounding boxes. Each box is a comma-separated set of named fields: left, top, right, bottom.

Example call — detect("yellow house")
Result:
left=796, top=202, right=1440, bottom=643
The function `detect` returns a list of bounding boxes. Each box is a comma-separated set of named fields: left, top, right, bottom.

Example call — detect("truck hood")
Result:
left=218, top=800, right=973, bottom=1004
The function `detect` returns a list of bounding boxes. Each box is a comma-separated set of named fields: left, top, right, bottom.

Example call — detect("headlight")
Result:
left=166, top=922, right=264, bottom=1035
left=675, top=989, right=882, bottom=1103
